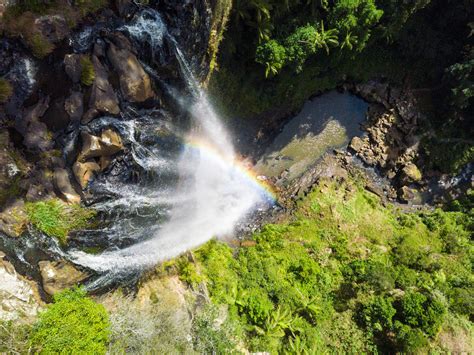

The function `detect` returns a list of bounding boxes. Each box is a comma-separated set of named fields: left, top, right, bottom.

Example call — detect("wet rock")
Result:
left=99, top=155, right=112, bottom=171
left=64, top=54, right=82, bottom=83
left=53, top=168, right=81, bottom=204
left=0, top=251, right=43, bottom=321
left=82, top=56, right=120, bottom=123
left=78, top=130, right=123, bottom=161
left=34, top=15, right=69, bottom=43
left=100, top=128, right=123, bottom=154
left=107, top=43, right=154, bottom=102
left=73, top=160, right=101, bottom=189
left=39, top=260, right=88, bottom=296
left=401, top=162, right=422, bottom=183
left=64, top=91, right=84, bottom=122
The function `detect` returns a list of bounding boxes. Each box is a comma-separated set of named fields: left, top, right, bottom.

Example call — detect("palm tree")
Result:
left=340, top=31, right=358, bottom=50
left=313, top=21, right=339, bottom=54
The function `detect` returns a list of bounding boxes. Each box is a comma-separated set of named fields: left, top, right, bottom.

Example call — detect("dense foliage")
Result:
left=210, top=0, right=473, bottom=173
left=179, top=178, right=474, bottom=353
left=29, top=287, right=110, bottom=354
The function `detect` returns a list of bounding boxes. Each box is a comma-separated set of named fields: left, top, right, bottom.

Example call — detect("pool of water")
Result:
left=255, top=91, right=368, bottom=182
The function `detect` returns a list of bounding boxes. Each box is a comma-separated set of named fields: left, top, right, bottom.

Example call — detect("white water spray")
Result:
left=69, top=10, right=272, bottom=275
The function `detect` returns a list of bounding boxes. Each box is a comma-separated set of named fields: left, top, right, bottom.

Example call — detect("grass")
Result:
left=25, top=199, right=96, bottom=244
left=29, top=33, right=55, bottom=58
left=80, top=56, right=95, bottom=86
left=0, top=78, right=13, bottom=103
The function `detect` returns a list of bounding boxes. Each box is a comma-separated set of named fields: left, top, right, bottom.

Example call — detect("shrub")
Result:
left=399, top=291, right=446, bottom=337
left=29, top=287, right=110, bottom=354
left=0, top=78, right=13, bottom=103
left=394, top=321, right=429, bottom=353
left=29, top=33, right=54, bottom=58
left=192, top=304, right=239, bottom=354
left=80, top=56, right=95, bottom=86
left=360, top=296, right=396, bottom=334
left=25, top=199, right=96, bottom=244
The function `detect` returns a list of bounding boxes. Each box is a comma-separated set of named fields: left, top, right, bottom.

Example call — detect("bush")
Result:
left=80, top=56, right=95, bottom=86
left=0, top=78, right=13, bottom=103
left=29, top=287, right=110, bottom=354
left=29, top=33, right=54, bottom=58
left=394, top=321, right=429, bottom=353
left=360, top=296, right=396, bottom=334
left=192, top=304, right=239, bottom=354
left=399, top=291, right=446, bottom=337
left=25, top=199, right=96, bottom=244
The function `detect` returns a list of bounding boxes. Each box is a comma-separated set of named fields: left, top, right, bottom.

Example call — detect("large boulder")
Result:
left=401, top=162, right=422, bottom=183
left=73, top=161, right=101, bottom=189
left=77, top=130, right=123, bottom=161
left=82, top=56, right=120, bottom=123
left=107, top=42, right=154, bottom=102
left=0, top=252, right=43, bottom=321
left=38, top=260, right=88, bottom=296
left=53, top=168, right=81, bottom=204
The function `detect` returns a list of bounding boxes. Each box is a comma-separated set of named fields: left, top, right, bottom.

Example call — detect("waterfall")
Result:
left=68, top=9, right=273, bottom=282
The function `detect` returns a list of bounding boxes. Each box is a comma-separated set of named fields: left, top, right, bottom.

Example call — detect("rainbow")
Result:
left=184, top=136, right=277, bottom=202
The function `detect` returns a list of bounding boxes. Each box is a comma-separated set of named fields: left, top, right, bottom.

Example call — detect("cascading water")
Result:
left=68, top=9, right=274, bottom=285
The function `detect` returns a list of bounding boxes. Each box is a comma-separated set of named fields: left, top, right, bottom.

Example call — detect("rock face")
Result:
left=107, top=42, right=154, bottom=102
left=82, top=56, right=120, bottom=123
left=53, top=168, right=81, bottom=204
left=73, top=161, right=101, bottom=189
left=345, top=82, right=425, bottom=202
left=38, top=260, right=88, bottom=296
left=0, top=251, right=43, bottom=321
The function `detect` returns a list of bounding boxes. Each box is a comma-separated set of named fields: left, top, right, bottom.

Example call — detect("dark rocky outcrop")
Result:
left=82, top=56, right=120, bottom=123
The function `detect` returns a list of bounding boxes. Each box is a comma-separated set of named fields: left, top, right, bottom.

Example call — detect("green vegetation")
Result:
left=0, top=78, right=13, bottom=103
left=175, top=177, right=474, bottom=353
left=25, top=199, right=96, bottom=244
left=209, top=0, right=473, bottom=173
left=29, top=287, right=110, bottom=354
left=29, top=33, right=55, bottom=58
left=80, top=56, right=95, bottom=86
